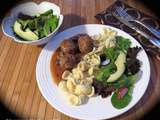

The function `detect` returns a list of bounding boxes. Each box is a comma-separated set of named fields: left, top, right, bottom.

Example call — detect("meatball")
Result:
left=59, top=54, right=78, bottom=70
left=60, top=39, right=78, bottom=54
left=78, top=35, right=93, bottom=54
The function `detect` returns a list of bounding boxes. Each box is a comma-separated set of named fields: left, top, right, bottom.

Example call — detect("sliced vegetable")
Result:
left=107, top=51, right=126, bottom=82
left=13, top=21, right=39, bottom=41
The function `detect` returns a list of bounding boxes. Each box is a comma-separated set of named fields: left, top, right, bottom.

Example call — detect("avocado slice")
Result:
left=13, top=21, right=39, bottom=41
left=107, top=51, right=126, bottom=82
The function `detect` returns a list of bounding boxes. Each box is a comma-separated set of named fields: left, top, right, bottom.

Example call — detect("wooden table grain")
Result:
left=0, top=0, right=160, bottom=120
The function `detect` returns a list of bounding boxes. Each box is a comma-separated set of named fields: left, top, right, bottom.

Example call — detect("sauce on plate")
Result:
left=50, top=48, right=64, bottom=85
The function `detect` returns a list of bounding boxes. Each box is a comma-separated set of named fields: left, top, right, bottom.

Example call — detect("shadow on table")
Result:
left=0, top=100, right=20, bottom=119
left=38, top=13, right=86, bottom=50
left=59, top=13, right=86, bottom=31
left=0, top=0, right=32, bottom=22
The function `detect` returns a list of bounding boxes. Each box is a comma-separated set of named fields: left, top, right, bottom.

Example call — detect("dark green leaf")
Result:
left=104, top=47, right=119, bottom=63
left=40, top=9, right=53, bottom=16
left=43, top=15, right=59, bottom=36
left=111, top=86, right=133, bottom=109
left=96, top=63, right=116, bottom=81
left=107, top=74, right=138, bottom=89
left=17, top=19, right=29, bottom=30
left=125, top=47, right=141, bottom=75
left=116, top=36, right=131, bottom=52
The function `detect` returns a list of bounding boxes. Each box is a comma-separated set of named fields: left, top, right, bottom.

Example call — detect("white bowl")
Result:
left=2, top=2, right=63, bottom=45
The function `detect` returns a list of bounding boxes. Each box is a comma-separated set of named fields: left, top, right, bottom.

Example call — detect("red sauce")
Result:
left=50, top=48, right=65, bottom=85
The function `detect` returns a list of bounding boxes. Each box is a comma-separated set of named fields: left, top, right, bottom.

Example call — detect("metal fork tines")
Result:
left=115, top=7, right=160, bottom=39
left=112, top=8, right=160, bottom=48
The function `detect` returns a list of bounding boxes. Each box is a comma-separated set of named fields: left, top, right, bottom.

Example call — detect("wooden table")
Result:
left=0, top=0, right=160, bottom=119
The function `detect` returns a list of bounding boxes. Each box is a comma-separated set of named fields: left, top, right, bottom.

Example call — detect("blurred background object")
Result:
left=0, top=0, right=17, bottom=19
left=140, top=0, right=160, bottom=18
left=0, top=100, right=20, bottom=119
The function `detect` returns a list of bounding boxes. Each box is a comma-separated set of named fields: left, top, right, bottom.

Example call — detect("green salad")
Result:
left=93, top=36, right=141, bottom=109
left=13, top=9, right=59, bottom=41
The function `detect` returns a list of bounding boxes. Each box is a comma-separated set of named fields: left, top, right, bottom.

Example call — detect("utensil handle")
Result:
left=112, top=12, right=160, bottom=60
left=134, top=20, right=160, bottom=39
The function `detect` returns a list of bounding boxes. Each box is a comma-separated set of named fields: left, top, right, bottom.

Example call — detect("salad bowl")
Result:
left=2, top=2, right=63, bottom=45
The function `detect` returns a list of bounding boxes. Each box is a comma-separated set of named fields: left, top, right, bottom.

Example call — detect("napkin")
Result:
left=95, top=0, right=160, bottom=60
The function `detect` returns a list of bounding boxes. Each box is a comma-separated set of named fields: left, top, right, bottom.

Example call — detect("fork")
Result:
left=112, top=8, right=160, bottom=48
left=115, top=7, right=160, bottom=39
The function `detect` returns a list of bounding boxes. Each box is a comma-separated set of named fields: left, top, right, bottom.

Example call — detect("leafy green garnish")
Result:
left=107, top=74, right=138, bottom=89
left=116, top=36, right=131, bottom=52
left=96, top=63, right=116, bottom=81
left=111, top=86, right=133, bottom=109
left=104, top=47, right=119, bottom=63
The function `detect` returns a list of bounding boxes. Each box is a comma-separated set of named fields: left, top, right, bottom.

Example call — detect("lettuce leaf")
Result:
left=96, top=63, right=116, bottom=81
left=104, top=47, right=119, bottom=63
left=116, top=36, right=131, bottom=52
left=107, top=73, right=138, bottom=89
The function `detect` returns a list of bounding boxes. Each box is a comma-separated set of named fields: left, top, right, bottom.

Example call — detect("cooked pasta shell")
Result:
left=62, top=70, right=72, bottom=80
left=91, top=34, right=101, bottom=40
left=78, top=61, right=88, bottom=71
left=87, top=87, right=95, bottom=97
left=72, top=68, right=84, bottom=80
left=75, top=85, right=92, bottom=96
left=88, top=67, right=94, bottom=76
left=78, top=95, right=88, bottom=104
left=90, top=54, right=100, bottom=66
left=80, top=76, right=93, bottom=86
left=68, top=94, right=80, bottom=106
left=66, top=80, right=75, bottom=93
left=109, top=39, right=116, bottom=47
left=58, top=81, right=68, bottom=92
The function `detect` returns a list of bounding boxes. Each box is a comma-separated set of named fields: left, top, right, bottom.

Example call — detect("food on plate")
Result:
left=13, top=9, right=59, bottom=41
left=78, top=35, right=93, bottom=54
left=60, top=39, right=78, bottom=54
left=51, top=28, right=141, bottom=108
left=107, top=51, right=126, bottom=82
left=59, top=53, right=79, bottom=70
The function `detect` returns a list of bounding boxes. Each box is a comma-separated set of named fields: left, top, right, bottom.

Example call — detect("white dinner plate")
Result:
left=36, top=24, right=150, bottom=120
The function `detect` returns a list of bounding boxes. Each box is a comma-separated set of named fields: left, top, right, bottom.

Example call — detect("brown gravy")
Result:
left=50, top=48, right=64, bottom=85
